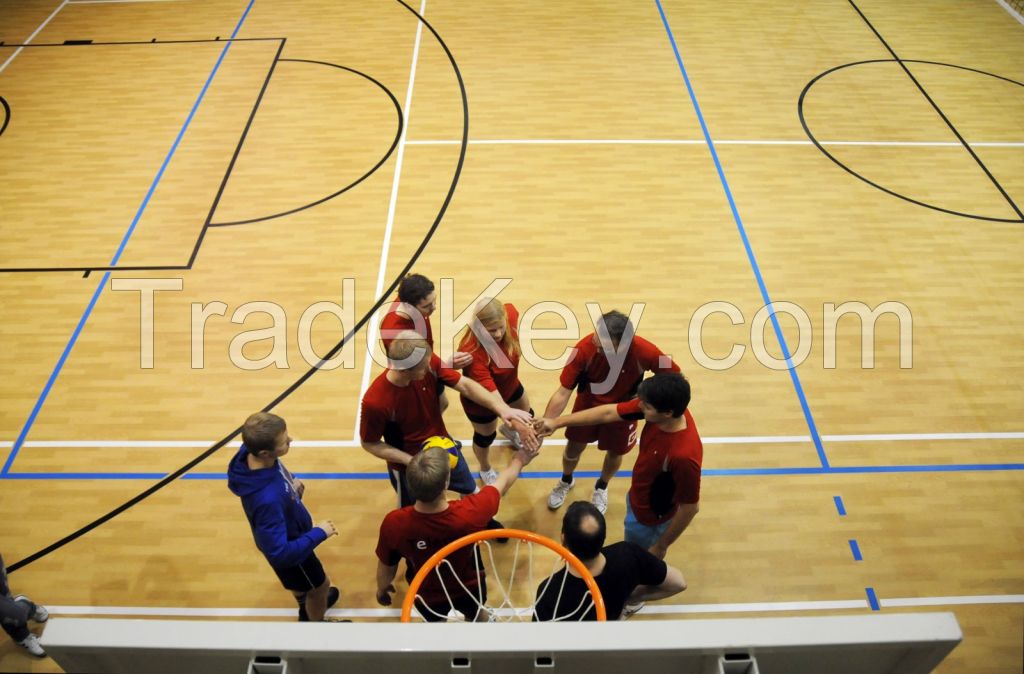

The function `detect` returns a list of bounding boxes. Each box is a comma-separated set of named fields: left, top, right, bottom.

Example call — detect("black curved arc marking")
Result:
left=798, top=58, right=1024, bottom=223
left=0, top=96, right=10, bottom=137
left=6, top=0, right=469, bottom=574
left=208, top=58, right=404, bottom=228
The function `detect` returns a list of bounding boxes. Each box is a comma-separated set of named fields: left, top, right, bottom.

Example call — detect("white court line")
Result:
left=404, top=139, right=1024, bottom=148
left=4, top=431, right=1022, bottom=449
left=68, top=0, right=183, bottom=4
left=995, top=0, right=1024, bottom=26
left=882, top=595, right=1024, bottom=608
left=352, top=0, right=428, bottom=443
left=0, top=0, right=68, bottom=75
left=43, top=594, right=1024, bottom=619
left=66, top=0, right=183, bottom=5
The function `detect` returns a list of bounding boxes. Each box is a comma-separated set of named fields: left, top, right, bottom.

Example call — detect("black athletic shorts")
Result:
left=465, top=383, right=526, bottom=424
left=272, top=552, right=326, bottom=593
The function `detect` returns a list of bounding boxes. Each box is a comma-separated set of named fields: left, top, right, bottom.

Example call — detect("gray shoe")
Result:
left=499, top=423, right=523, bottom=449
left=547, top=478, right=575, bottom=509
left=621, top=601, right=645, bottom=619
left=17, top=633, right=46, bottom=658
left=14, top=595, right=48, bottom=622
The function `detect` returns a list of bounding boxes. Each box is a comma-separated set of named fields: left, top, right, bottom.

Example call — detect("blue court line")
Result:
left=849, top=539, right=863, bottom=561
left=3, top=463, right=1022, bottom=480
left=0, top=0, right=257, bottom=476
left=653, top=0, right=829, bottom=469
left=865, top=587, right=880, bottom=611
left=833, top=495, right=847, bottom=516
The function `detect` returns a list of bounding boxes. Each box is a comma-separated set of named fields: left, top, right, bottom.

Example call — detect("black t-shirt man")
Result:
left=534, top=541, right=668, bottom=621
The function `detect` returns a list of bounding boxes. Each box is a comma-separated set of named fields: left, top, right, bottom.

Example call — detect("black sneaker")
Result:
left=487, top=518, right=509, bottom=544
left=299, top=586, right=340, bottom=622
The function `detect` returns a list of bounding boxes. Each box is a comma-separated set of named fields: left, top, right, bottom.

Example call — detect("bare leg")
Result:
left=470, top=419, right=498, bottom=472
left=562, top=440, right=587, bottom=478
left=600, top=451, right=624, bottom=484
left=302, top=577, right=331, bottom=621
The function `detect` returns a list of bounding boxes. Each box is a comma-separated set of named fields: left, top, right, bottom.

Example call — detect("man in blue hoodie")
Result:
left=228, top=412, right=339, bottom=621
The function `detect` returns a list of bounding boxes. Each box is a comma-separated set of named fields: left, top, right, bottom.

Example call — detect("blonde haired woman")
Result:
left=458, top=299, right=535, bottom=484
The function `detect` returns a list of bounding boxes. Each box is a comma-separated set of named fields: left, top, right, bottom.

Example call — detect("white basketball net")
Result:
left=409, top=536, right=602, bottom=622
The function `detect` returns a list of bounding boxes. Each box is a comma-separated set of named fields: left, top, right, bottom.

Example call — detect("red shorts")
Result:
left=565, top=418, right=637, bottom=455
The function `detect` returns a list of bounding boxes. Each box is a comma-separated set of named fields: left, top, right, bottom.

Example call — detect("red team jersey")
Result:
left=616, top=398, right=703, bottom=526
left=380, top=300, right=433, bottom=355
left=461, top=304, right=522, bottom=412
left=360, top=353, right=461, bottom=472
left=560, top=334, right=680, bottom=407
left=375, top=487, right=500, bottom=603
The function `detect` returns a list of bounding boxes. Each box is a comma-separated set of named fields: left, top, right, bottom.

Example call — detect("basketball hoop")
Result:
left=400, top=528, right=607, bottom=622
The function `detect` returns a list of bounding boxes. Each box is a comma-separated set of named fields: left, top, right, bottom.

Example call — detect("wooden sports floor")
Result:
left=1, top=0, right=1021, bottom=671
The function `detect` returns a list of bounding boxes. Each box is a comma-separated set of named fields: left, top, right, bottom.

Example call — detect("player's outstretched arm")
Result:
left=542, top=385, right=573, bottom=419
left=536, top=403, right=621, bottom=437
left=489, top=447, right=537, bottom=496
left=454, top=377, right=532, bottom=426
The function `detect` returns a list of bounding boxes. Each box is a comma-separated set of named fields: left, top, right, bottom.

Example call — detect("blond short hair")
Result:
left=387, top=331, right=431, bottom=368
left=406, top=446, right=450, bottom=502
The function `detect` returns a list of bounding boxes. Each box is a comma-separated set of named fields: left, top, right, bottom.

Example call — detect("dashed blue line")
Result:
left=849, top=539, right=863, bottom=561
left=653, top=0, right=829, bottom=469
left=834, top=495, right=847, bottom=516
left=866, top=587, right=880, bottom=611
left=0, top=0, right=257, bottom=476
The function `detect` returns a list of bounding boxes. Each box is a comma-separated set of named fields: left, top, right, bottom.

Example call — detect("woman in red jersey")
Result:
left=458, top=299, right=535, bottom=485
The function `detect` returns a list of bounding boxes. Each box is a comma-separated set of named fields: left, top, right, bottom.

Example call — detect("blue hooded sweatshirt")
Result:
left=227, top=445, right=327, bottom=569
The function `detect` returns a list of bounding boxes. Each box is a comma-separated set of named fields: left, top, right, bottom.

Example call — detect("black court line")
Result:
left=6, top=0, right=468, bottom=574
left=0, top=37, right=283, bottom=48
left=0, top=95, right=9, bottom=137
left=207, top=58, right=404, bottom=228
left=185, top=38, right=287, bottom=265
left=799, top=58, right=1024, bottom=223
left=0, top=37, right=286, bottom=275
left=841, top=0, right=1024, bottom=222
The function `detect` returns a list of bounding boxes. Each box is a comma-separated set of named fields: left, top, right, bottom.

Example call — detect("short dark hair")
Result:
left=638, top=373, right=691, bottom=417
left=398, top=273, right=435, bottom=307
left=597, top=310, right=632, bottom=345
left=242, top=412, right=286, bottom=455
left=562, top=501, right=606, bottom=561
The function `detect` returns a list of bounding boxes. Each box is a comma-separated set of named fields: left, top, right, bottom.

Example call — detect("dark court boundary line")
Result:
left=2, top=2, right=262, bottom=477
left=0, top=35, right=286, bottom=275
left=6, top=0, right=468, bottom=575
left=845, top=0, right=1024, bottom=222
left=206, top=58, right=404, bottom=228
left=3, top=463, right=1022, bottom=480
left=799, top=59, right=1024, bottom=223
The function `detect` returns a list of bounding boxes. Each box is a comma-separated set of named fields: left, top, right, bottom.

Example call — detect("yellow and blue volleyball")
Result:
left=422, top=435, right=459, bottom=469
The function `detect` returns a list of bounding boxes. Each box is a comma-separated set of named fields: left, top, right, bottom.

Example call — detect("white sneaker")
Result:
left=498, top=424, right=522, bottom=449
left=591, top=487, right=609, bottom=514
left=547, top=478, right=575, bottom=509
left=15, top=595, right=48, bottom=623
left=621, top=601, right=645, bottom=619
left=17, top=633, right=45, bottom=658
left=479, top=468, right=499, bottom=486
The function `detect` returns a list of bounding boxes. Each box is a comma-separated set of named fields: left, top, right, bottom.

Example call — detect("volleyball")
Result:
left=422, top=435, right=460, bottom=469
